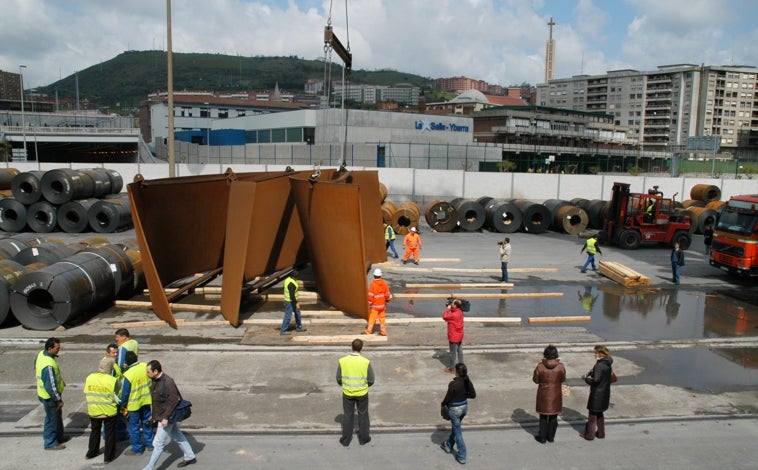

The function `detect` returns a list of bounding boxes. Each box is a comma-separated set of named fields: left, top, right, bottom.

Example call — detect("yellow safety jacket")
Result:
left=339, top=354, right=370, bottom=397
left=384, top=225, right=396, bottom=241
left=35, top=351, right=65, bottom=400
left=120, top=338, right=139, bottom=356
left=283, top=276, right=298, bottom=302
left=122, top=362, right=152, bottom=411
left=585, top=238, right=598, bottom=255
left=84, top=372, right=118, bottom=417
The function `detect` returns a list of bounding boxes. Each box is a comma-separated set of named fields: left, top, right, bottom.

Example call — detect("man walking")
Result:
left=580, top=235, right=602, bottom=273
left=120, top=351, right=154, bottom=456
left=115, top=328, right=138, bottom=374
left=143, top=360, right=197, bottom=469
left=365, top=268, right=391, bottom=336
left=384, top=222, right=399, bottom=258
left=498, top=237, right=511, bottom=282
left=401, top=227, right=422, bottom=265
left=671, top=242, right=685, bottom=285
left=280, top=270, right=307, bottom=335
left=35, top=337, right=66, bottom=450
left=336, top=339, right=375, bottom=447
left=84, top=357, right=119, bottom=463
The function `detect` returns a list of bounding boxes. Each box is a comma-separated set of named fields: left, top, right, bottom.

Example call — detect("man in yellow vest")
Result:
left=115, top=328, right=138, bottom=374
left=35, top=337, right=66, bottom=450
left=84, top=357, right=119, bottom=463
left=119, top=351, right=154, bottom=455
left=580, top=235, right=603, bottom=273
left=280, top=270, right=307, bottom=335
left=336, top=338, right=375, bottom=446
left=384, top=222, right=399, bottom=258
left=105, top=343, right=129, bottom=441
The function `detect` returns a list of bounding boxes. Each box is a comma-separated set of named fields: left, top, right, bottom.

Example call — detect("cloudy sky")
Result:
left=2, top=0, right=757, bottom=90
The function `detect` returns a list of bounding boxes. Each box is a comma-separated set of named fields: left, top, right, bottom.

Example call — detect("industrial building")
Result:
left=536, top=64, right=758, bottom=159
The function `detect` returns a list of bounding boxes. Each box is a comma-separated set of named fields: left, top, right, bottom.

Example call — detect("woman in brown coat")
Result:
left=532, top=345, right=566, bottom=443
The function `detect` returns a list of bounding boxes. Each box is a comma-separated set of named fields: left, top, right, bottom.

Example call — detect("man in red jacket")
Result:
left=365, top=269, right=391, bottom=336
left=442, top=299, right=464, bottom=373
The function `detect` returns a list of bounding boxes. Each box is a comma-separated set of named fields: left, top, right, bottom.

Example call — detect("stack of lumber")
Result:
left=598, top=261, right=650, bottom=286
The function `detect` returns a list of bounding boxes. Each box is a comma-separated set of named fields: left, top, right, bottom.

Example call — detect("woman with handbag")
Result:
left=440, top=363, right=476, bottom=465
left=581, top=345, right=614, bottom=441
left=532, top=345, right=566, bottom=443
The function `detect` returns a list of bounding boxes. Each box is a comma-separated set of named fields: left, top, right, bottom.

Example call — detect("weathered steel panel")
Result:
left=290, top=170, right=384, bottom=320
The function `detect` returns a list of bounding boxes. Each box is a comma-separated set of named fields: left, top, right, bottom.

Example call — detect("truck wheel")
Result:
left=618, top=230, right=641, bottom=249
left=672, top=230, right=691, bottom=250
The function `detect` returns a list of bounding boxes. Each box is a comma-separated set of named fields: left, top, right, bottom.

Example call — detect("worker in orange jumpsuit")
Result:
left=402, top=227, right=423, bottom=265
left=365, top=268, right=391, bottom=336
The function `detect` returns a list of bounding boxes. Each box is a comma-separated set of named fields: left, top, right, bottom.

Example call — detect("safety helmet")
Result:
left=373, top=268, right=382, bottom=277
left=410, top=227, right=417, bottom=232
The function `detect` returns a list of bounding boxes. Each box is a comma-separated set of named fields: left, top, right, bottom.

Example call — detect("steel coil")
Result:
left=705, top=200, right=725, bottom=211
left=476, top=196, right=494, bottom=208
left=683, top=207, right=719, bottom=234
left=0, top=197, right=28, bottom=232
left=41, top=168, right=95, bottom=204
left=88, top=195, right=132, bottom=233
left=0, top=259, right=28, bottom=325
left=27, top=201, right=59, bottom=233
left=57, top=198, right=100, bottom=233
left=391, top=201, right=420, bottom=235
left=450, top=198, right=485, bottom=231
left=13, top=239, right=75, bottom=266
left=79, top=168, right=116, bottom=199
left=424, top=200, right=458, bottom=232
left=513, top=199, right=551, bottom=234
left=553, top=205, right=589, bottom=234
left=681, top=199, right=706, bottom=208
left=381, top=201, right=397, bottom=224
left=586, top=199, right=607, bottom=229
left=689, top=184, right=721, bottom=202
left=10, top=244, right=136, bottom=330
left=570, top=198, right=589, bottom=209
left=484, top=200, right=522, bottom=233
left=105, top=169, right=124, bottom=194
left=10, top=171, right=45, bottom=205
left=0, top=168, right=20, bottom=191
left=378, top=182, right=388, bottom=203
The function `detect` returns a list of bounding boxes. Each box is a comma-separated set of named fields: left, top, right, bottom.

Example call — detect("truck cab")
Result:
left=710, top=195, right=758, bottom=276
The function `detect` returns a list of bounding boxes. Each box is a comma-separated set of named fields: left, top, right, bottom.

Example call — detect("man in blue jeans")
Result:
left=35, top=337, right=67, bottom=450
left=671, top=242, right=684, bottom=284
left=120, top=351, right=154, bottom=455
left=580, top=235, right=602, bottom=273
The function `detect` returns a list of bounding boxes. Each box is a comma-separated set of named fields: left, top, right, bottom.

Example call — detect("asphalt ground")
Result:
left=1, top=225, right=757, bottom=469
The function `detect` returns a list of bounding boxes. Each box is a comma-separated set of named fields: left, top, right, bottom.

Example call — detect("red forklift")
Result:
left=602, top=182, right=691, bottom=250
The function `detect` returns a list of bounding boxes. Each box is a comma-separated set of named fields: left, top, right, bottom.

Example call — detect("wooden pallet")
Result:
left=598, top=261, right=650, bottom=286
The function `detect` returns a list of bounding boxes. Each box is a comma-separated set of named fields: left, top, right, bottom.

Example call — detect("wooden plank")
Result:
left=429, top=267, right=559, bottom=273
left=110, top=316, right=524, bottom=328
left=392, top=292, right=563, bottom=299
left=405, top=283, right=514, bottom=289
left=528, top=316, right=591, bottom=324
left=290, top=335, right=388, bottom=343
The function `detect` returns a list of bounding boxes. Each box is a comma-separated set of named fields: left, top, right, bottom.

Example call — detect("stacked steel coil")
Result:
left=684, top=183, right=723, bottom=234
left=0, top=167, right=130, bottom=233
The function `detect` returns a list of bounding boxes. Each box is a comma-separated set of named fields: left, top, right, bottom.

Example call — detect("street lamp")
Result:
left=19, top=65, right=27, bottom=158
left=204, top=102, right=210, bottom=164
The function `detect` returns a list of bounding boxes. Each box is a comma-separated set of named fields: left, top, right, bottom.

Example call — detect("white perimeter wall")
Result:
left=5, top=162, right=758, bottom=207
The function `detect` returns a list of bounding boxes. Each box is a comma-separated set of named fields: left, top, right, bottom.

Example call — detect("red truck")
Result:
left=710, top=194, right=758, bottom=276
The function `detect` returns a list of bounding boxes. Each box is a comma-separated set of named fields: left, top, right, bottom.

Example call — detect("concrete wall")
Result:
left=4, top=162, right=757, bottom=207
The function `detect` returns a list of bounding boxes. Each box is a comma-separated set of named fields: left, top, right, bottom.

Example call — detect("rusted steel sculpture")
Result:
left=127, top=167, right=385, bottom=327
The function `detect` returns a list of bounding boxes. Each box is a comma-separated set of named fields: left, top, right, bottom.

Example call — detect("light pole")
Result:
left=19, top=65, right=27, bottom=158
left=204, top=102, right=210, bottom=164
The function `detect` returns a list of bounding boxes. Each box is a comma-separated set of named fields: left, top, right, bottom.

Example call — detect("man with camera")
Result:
left=498, top=238, right=512, bottom=282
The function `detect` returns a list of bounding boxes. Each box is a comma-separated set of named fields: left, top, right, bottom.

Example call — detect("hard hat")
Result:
left=410, top=227, right=417, bottom=232
left=373, top=268, right=382, bottom=277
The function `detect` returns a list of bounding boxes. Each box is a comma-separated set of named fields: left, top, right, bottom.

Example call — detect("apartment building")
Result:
left=536, top=65, right=758, bottom=158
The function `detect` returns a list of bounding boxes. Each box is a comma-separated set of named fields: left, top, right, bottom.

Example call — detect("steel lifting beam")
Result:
left=324, top=26, right=352, bottom=72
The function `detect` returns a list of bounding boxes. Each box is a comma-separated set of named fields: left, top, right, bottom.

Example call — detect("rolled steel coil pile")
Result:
left=0, top=167, right=131, bottom=234
left=483, top=199, right=521, bottom=233
left=543, top=199, right=590, bottom=235
left=450, top=198, right=485, bottom=231
left=6, top=238, right=143, bottom=330
left=424, top=200, right=458, bottom=232
left=390, top=201, right=421, bottom=235
left=684, top=183, right=723, bottom=234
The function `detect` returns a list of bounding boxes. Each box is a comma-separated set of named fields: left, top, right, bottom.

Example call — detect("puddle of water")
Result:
left=391, top=284, right=758, bottom=342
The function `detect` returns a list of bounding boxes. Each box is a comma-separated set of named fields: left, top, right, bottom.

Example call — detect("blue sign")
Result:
left=414, top=119, right=469, bottom=133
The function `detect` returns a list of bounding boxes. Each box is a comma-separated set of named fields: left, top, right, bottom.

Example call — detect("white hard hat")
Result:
left=373, top=268, right=382, bottom=277
left=410, top=227, right=417, bottom=232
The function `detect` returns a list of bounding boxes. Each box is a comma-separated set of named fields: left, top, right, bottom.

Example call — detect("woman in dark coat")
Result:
left=581, top=345, right=614, bottom=440
left=532, top=345, right=566, bottom=443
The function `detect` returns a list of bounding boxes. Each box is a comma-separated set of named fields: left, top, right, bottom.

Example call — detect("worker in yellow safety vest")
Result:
left=115, top=328, right=138, bottom=373
left=384, top=222, right=399, bottom=258
left=35, top=337, right=67, bottom=450
left=119, top=351, right=154, bottom=455
left=580, top=235, right=603, bottom=273
left=280, top=270, right=307, bottom=335
left=336, top=339, right=375, bottom=446
left=84, top=357, right=119, bottom=462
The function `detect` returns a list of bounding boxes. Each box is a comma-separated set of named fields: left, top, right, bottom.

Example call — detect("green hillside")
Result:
left=35, top=50, right=433, bottom=112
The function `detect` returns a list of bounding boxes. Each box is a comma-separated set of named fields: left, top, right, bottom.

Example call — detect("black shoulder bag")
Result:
left=162, top=378, right=192, bottom=422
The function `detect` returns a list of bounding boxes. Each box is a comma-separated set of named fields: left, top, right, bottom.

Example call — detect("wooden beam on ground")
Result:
left=427, top=267, right=559, bottom=273
left=290, top=334, right=388, bottom=344
left=142, top=289, right=319, bottom=300
left=405, top=283, right=514, bottom=289
left=392, top=292, right=563, bottom=300
left=528, top=316, right=591, bottom=324
left=109, top=316, right=524, bottom=328
left=598, top=261, right=650, bottom=287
